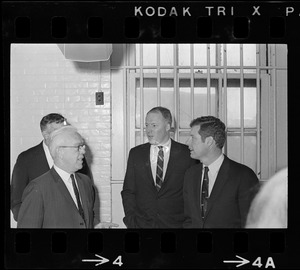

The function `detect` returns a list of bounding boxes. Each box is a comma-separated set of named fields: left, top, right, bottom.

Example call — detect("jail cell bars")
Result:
left=121, top=44, right=287, bottom=180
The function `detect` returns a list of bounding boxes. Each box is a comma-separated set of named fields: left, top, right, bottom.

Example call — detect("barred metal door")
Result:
left=125, top=44, right=276, bottom=178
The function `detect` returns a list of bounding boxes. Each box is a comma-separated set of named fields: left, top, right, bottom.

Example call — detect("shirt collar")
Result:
left=54, top=164, right=72, bottom=182
left=150, top=138, right=171, bottom=153
left=150, top=139, right=172, bottom=164
left=43, top=140, right=50, bottom=155
left=157, top=138, right=171, bottom=149
left=205, top=153, right=224, bottom=174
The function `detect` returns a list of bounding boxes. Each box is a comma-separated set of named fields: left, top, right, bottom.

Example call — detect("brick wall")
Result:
left=10, top=44, right=112, bottom=226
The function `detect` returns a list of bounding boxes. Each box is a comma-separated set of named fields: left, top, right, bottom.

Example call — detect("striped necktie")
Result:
left=155, top=146, right=164, bottom=191
left=70, top=174, right=85, bottom=222
left=201, top=166, right=209, bottom=219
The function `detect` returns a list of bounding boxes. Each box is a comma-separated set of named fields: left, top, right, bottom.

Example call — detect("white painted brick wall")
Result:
left=11, top=44, right=112, bottom=226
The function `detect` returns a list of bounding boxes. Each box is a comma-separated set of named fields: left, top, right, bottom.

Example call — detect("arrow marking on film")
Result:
left=223, top=255, right=250, bottom=267
left=82, top=254, right=109, bottom=266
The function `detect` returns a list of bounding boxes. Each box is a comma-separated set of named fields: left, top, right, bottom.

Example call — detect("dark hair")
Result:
left=40, top=113, right=66, bottom=132
left=190, top=116, right=226, bottom=149
left=147, top=106, right=172, bottom=126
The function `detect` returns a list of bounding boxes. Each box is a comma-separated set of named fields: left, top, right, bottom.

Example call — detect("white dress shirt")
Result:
left=43, top=140, right=54, bottom=168
left=150, top=139, right=171, bottom=184
left=53, top=165, right=82, bottom=209
left=202, top=154, right=225, bottom=196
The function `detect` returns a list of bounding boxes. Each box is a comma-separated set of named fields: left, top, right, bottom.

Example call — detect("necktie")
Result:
left=155, top=146, right=164, bottom=192
left=70, top=174, right=85, bottom=222
left=201, top=166, right=209, bottom=219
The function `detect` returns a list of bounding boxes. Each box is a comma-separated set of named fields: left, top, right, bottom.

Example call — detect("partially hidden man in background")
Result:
left=10, top=113, right=92, bottom=222
left=17, top=126, right=98, bottom=228
left=121, top=107, right=197, bottom=228
left=183, top=116, right=259, bottom=228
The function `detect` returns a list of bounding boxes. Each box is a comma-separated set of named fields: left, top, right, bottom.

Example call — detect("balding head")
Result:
left=49, top=126, right=86, bottom=173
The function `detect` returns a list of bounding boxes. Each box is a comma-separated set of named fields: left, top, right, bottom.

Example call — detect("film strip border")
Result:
left=6, top=229, right=294, bottom=268
left=3, top=1, right=300, bottom=269
left=2, top=1, right=300, bottom=42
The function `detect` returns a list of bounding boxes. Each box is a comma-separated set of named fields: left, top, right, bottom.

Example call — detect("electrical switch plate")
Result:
left=95, top=92, right=104, bottom=105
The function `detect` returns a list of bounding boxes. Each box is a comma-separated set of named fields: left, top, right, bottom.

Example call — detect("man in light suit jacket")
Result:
left=17, top=126, right=96, bottom=228
left=183, top=116, right=259, bottom=228
left=121, top=107, right=197, bottom=228
left=10, top=113, right=92, bottom=222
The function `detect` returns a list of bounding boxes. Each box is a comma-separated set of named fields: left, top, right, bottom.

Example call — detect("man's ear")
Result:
left=166, top=122, right=171, bottom=132
left=205, top=136, right=214, bottom=146
left=42, top=130, right=48, bottom=140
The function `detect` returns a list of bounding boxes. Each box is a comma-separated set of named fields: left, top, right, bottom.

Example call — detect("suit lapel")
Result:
left=142, top=143, right=156, bottom=187
left=38, top=141, right=51, bottom=170
left=50, top=168, right=80, bottom=213
left=158, top=140, right=185, bottom=192
left=205, top=156, right=230, bottom=217
left=76, top=174, right=89, bottom=226
left=163, top=139, right=177, bottom=185
left=193, top=164, right=203, bottom=215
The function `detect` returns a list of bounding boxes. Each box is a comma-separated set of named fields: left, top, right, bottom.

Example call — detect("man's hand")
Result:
left=94, top=222, right=119, bottom=229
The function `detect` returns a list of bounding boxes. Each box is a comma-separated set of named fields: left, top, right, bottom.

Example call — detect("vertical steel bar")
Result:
left=127, top=44, right=136, bottom=150
left=240, top=44, right=245, bottom=164
left=124, top=44, right=129, bottom=158
left=216, top=44, right=222, bottom=119
left=157, top=44, right=161, bottom=106
left=223, top=44, right=228, bottom=156
left=140, top=44, right=144, bottom=144
left=256, top=44, right=261, bottom=179
left=207, top=44, right=211, bottom=114
left=174, top=44, right=179, bottom=141
left=271, top=45, right=277, bottom=176
left=190, top=44, right=195, bottom=121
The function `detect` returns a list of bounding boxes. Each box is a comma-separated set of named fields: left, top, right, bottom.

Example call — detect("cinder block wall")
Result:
left=10, top=44, right=111, bottom=227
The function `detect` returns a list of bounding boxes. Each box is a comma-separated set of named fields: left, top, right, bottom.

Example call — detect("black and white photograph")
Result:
left=10, top=43, right=287, bottom=229
left=4, top=1, right=298, bottom=269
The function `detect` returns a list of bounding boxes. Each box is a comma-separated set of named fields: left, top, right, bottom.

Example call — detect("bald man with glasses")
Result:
left=17, top=126, right=117, bottom=229
left=10, top=113, right=92, bottom=222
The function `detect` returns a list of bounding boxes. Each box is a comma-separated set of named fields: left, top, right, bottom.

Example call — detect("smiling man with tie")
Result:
left=10, top=113, right=92, bottom=222
left=183, top=116, right=259, bottom=228
left=17, top=126, right=95, bottom=228
left=17, top=126, right=118, bottom=229
left=121, top=107, right=197, bottom=228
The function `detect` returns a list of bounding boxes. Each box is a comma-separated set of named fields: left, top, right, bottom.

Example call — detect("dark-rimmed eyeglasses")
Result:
left=59, top=144, right=85, bottom=151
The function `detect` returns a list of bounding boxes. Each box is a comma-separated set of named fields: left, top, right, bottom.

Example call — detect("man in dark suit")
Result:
left=121, top=107, right=196, bottom=228
left=10, top=113, right=91, bottom=222
left=17, top=126, right=96, bottom=228
left=183, top=116, right=259, bottom=228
